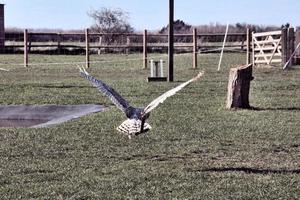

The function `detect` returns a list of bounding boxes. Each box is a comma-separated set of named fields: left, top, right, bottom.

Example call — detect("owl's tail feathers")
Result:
left=117, top=119, right=152, bottom=139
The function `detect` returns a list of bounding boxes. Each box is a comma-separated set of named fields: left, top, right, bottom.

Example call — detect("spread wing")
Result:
left=143, top=71, right=204, bottom=115
left=79, top=67, right=130, bottom=113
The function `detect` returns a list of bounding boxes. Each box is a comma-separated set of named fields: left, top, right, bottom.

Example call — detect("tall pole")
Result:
left=168, top=0, right=174, bottom=82
left=217, top=23, right=229, bottom=71
left=143, top=29, right=148, bottom=69
left=193, top=28, right=198, bottom=69
left=24, top=29, right=28, bottom=67
left=0, top=4, right=5, bottom=51
left=85, top=28, right=90, bottom=68
left=246, top=28, right=251, bottom=65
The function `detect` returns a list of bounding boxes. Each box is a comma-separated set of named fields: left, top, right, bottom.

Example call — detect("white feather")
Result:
left=143, top=71, right=204, bottom=114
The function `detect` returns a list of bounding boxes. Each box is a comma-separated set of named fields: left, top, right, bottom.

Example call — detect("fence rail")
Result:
left=2, top=28, right=298, bottom=69
left=252, top=30, right=283, bottom=65
left=4, top=30, right=247, bottom=51
left=1, top=29, right=248, bottom=68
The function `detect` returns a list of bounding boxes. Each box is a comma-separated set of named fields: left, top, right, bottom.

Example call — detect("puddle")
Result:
left=0, top=104, right=105, bottom=128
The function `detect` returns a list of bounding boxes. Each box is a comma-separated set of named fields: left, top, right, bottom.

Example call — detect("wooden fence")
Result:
left=252, top=27, right=295, bottom=67
left=4, top=29, right=247, bottom=68
left=3, top=27, right=299, bottom=69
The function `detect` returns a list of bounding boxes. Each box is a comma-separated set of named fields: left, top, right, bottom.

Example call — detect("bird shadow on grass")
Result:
left=200, top=167, right=300, bottom=175
left=34, top=84, right=91, bottom=89
left=250, top=106, right=300, bottom=112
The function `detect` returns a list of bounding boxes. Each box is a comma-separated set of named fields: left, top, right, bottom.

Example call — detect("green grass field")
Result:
left=0, top=53, right=299, bottom=199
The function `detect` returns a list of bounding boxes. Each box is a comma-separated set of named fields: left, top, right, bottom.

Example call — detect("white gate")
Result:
left=252, top=30, right=282, bottom=65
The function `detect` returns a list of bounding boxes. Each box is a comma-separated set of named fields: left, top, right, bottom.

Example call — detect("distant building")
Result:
left=0, top=4, right=4, bottom=49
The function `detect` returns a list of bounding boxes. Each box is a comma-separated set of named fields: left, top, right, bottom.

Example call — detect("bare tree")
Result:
left=88, top=7, right=134, bottom=45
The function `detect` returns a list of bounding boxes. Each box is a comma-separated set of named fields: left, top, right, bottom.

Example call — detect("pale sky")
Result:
left=1, top=0, right=299, bottom=30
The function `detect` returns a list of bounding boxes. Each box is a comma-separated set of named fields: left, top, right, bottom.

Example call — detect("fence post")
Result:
left=281, top=28, right=288, bottom=67
left=241, top=40, right=244, bottom=51
left=193, top=28, right=198, bottom=69
left=126, top=36, right=130, bottom=54
left=252, top=31, right=255, bottom=66
left=57, top=32, right=61, bottom=54
left=143, top=29, right=148, bottom=69
left=85, top=28, right=90, bottom=68
left=288, top=27, right=295, bottom=66
left=24, top=29, right=28, bottom=67
left=246, top=28, right=252, bottom=65
left=98, top=36, right=102, bottom=55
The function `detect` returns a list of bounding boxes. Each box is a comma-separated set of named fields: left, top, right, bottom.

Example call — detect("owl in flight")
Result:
left=79, top=67, right=204, bottom=139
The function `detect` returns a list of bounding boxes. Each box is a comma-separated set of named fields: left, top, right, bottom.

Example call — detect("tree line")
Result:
left=5, top=7, right=298, bottom=45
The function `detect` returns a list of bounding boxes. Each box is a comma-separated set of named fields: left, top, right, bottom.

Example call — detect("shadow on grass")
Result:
left=35, top=84, right=91, bottom=89
left=251, top=107, right=300, bottom=111
left=201, top=167, right=300, bottom=174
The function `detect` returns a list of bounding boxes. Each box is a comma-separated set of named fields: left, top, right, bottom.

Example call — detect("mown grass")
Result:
left=0, top=53, right=299, bottom=199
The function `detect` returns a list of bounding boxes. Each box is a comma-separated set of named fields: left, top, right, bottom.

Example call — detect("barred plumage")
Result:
left=117, top=119, right=152, bottom=139
left=79, top=66, right=204, bottom=139
left=80, top=68, right=130, bottom=113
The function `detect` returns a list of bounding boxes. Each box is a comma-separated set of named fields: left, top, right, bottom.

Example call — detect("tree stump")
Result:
left=226, top=64, right=253, bottom=109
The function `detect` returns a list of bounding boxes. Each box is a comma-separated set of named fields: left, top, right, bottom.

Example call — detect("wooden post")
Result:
left=193, top=28, right=198, bottom=69
left=0, top=4, right=4, bottom=50
left=168, top=0, right=174, bottom=82
left=57, top=32, right=61, bottom=54
left=24, top=29, right=28, bottom=67
left=288, top=27, right=295, bottom=66
left=226, top=64, right=253, bottom=109
left=241, top=40, right=245, bottom=50
left=28, top=41, right=32, bottom=52
left=246, top=28, right=252, bottom=65
left=143, top=29, right=148, bottom=69
left=126, top=36, right=130, bottom=54
left=252, top=31, right=255, bottom=67
left=98, top=36, right=102, bottom=55
left=85, top=28, right=90, bottom=68
left=281, top=28, right=288, bottom=67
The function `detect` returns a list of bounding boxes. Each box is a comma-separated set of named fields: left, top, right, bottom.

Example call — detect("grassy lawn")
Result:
left=0, top=53, right=299, bottom=199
